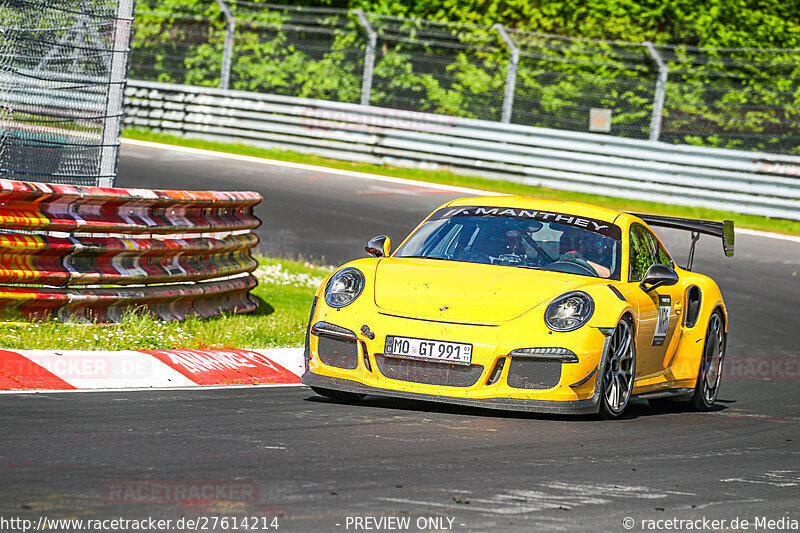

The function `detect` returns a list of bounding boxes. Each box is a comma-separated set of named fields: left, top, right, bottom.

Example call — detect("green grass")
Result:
left=124, top=128, right=800, bottom=236
left=0, top=258, right=330, bottom=350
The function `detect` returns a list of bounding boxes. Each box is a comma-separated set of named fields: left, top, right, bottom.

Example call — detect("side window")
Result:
left=653, top=236, right=673, bottom=268
left=629, top=224, right=655, bottom=282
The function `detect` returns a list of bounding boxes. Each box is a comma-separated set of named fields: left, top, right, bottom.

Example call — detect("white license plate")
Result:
left=384, top=336, right=472, bottom=365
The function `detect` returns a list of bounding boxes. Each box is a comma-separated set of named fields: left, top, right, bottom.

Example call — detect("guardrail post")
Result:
left=354, top=9, right=376, bottom=106
left=494, top=25, right=519, bottom=124
left=645, top=41, right=668, bottom=143
left=99, top=0, right=135, bottom=188
left=215, top=0, right=235, bottom=90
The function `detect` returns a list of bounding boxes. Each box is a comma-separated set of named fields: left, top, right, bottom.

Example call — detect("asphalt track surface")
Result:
left=1, top=142, right=799, bottom=532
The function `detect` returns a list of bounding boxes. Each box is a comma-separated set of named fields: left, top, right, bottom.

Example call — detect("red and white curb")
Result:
left=0, top=348, right=304, bottom=392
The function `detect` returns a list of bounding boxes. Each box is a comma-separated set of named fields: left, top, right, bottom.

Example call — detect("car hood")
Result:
left=373, top=258, right=596, bottom=323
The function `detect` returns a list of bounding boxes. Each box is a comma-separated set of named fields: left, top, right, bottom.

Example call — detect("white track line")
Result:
left=122, top=138, right=800, bottom=244
left=121, top=138, right=497, bottom=197
left=737, top=228, right=800, bottom=244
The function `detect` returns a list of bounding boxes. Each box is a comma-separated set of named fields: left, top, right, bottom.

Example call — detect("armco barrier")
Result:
left=124, top=80, right=800, bottom=221
left=0, top=179, right=262, bottom=323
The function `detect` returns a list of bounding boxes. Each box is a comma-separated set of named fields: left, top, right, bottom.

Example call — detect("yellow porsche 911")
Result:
left=302, top=197, right=734, bottom=418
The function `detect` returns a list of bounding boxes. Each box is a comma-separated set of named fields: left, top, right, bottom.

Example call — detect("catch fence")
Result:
left=0, top=0, right=134, bottom=187
left=129, top=1, right=800, bottom=155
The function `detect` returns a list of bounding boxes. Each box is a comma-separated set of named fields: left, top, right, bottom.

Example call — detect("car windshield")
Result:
left=394, top=206, right=622, bottom=279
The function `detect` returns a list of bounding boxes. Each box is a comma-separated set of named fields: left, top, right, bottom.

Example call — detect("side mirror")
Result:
left=639, top=263, right=678, bottom=293
left=365, top=235, right=391, bottom=258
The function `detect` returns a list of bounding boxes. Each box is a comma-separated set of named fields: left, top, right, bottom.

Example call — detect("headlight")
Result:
left=324, top=267, right=365, bottom=308
left=544, top=291, right=594, bottom=332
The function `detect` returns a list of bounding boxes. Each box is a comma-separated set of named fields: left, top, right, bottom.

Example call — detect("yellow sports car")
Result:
left=302, top=197, right=734, bottom=418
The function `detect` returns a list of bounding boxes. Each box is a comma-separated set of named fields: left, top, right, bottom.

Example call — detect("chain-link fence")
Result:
left=509, top=32, right=658, bottom=139
left=656, top=45, right=800, bottom=153
left=0, top=0, right=134, bottom=186
left=131, top=1, right=365, bottom=103
left=367, top=15, right=507, bottom=122
left=129, top=1, right=800, bottom=155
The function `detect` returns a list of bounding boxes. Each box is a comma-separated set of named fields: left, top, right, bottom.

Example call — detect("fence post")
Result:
left=215, top=0, right=235, bottom=90
left=354, top=9, right=376, bottom=106
left=99, top=0, right=135, bottom=188
left=494, top=24, right=519, bottom=124
left=0, top=27, right=15, bottom=167
left=645, top=41, right=668, bottom=142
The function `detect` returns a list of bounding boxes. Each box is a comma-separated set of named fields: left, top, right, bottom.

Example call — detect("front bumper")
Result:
left=302, top=372, right=601, bottom=414
left=302, top=307, right=613, bottom=415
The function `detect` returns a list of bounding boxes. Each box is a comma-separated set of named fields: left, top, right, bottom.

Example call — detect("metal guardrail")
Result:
left=124, top=80, right=800, bottom=221
left=0, top=178, right=262, bottom=323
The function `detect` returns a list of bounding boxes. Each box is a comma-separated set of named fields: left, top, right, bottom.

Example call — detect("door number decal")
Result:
left=652, top=295, right=671, bottom=346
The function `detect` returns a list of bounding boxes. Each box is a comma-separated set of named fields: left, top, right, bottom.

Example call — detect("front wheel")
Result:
left=310, top=386, right=366, bottom=403
left=688, top=310, right=726, bottom=411
left=599, top=316, right=636, bottom=419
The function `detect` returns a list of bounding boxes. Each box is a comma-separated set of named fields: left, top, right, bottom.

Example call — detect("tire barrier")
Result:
left=0, top=179, right=262, bottom=323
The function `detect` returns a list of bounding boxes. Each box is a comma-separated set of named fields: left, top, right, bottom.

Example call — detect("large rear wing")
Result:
left=628, top=213, right=734, bottom=269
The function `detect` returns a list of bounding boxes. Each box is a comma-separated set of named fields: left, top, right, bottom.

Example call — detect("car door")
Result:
left=627, top=224, right=683, bottom=380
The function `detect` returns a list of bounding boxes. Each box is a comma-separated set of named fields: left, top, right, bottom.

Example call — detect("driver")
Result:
left=504, top=229, right=526, bottom=255
left=559, top=228, right=611, bottom=278
left=501, top=223, right=546, bottom=265
left=492, top=227, right=528, bottom=265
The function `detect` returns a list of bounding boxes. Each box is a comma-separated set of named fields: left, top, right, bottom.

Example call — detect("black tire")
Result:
left=599, top=316, right=636, bottom=419
left=688, top=309, right=726, bottom=411
left=310, top=386, right=366, bottom=402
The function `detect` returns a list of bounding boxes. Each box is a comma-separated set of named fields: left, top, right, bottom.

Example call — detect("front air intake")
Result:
left=375, top=355, right=483, bottom=387
left=317, top=336, right=359, bottom=369
left=507, top=358, right=562, bottom=390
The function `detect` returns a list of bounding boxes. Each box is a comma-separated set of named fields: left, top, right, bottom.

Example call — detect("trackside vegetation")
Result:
left=339, top=0, right=800, bottom=48
left=131, top=0, right=800, bottom=154
left=136, top=0, right=800, bottom=48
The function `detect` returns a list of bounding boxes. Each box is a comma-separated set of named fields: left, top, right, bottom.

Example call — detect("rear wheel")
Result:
left=688, top=310, right=726, bottom=411
left=599, top=316, right=636, bottom=419
left=311, top=386, right=366, bottom=402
